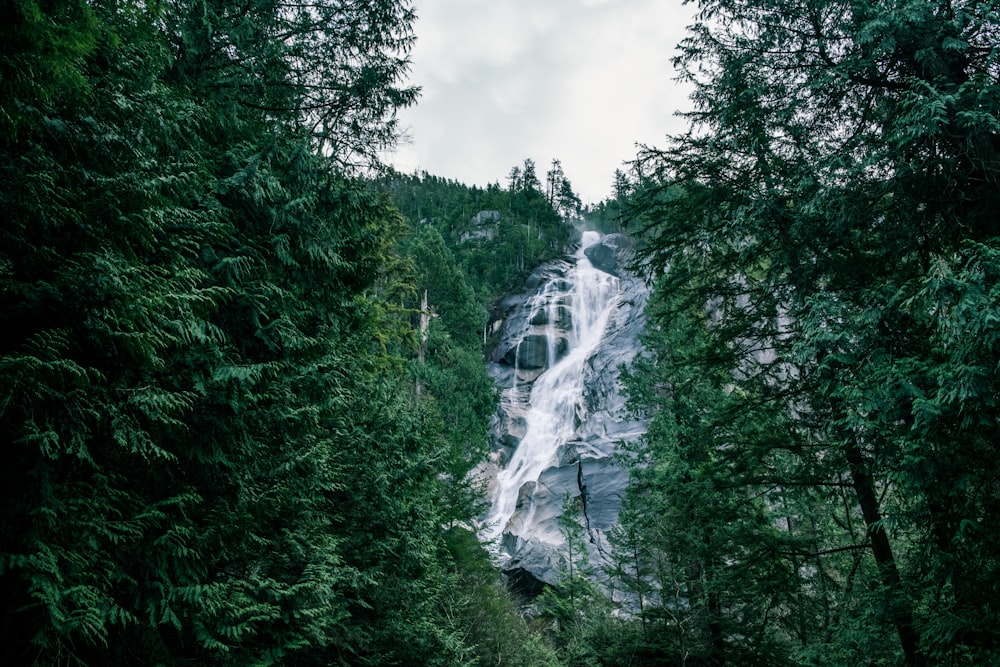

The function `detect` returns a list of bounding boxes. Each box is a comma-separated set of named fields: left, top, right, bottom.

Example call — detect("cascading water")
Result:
left=481, top=231, right=623, bottom=551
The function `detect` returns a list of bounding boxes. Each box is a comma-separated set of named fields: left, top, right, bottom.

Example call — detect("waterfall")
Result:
left=481, top=231, right=622, bottom=549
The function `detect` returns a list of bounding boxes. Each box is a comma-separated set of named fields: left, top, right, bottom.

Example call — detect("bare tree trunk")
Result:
left=416, top=290, right=430, bottom=396
left=418, top=289, right=430, bottom=365
left=844, top=440, right=925, bottom=666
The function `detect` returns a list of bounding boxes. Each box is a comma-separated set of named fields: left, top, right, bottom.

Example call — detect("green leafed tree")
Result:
left=0, top=0, right=518, bottom=664
left=622, top=0, right=1000, bottom=664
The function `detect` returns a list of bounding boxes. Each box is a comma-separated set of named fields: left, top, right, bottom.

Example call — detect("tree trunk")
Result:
left=416, top=290, right=431, bottom=396
left=844, top=440, right=925, bottom=666
left=418, top=289, right=430, bottom=365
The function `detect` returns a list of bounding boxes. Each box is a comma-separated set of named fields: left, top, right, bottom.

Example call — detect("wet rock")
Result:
left=584, top=242, right=618, bottom=275
left=489, top=260, right=574, bottom=365
left=529, top=304, right=572, bottom=328
left=516, top=334, right=549, bottom=369
left=498, top=333, right=571, bottom=370
left=481, top=233, right=650, bottom=590
left=583, top=233, right=637, bottom=277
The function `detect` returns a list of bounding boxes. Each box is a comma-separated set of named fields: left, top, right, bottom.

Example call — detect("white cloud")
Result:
left=390, top=0, right=695, bottom=203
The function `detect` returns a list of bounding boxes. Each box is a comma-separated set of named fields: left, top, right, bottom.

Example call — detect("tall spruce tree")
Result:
left=624, top=0, right=1000, bottom=664
left=0, top=1, right=512, bottom=665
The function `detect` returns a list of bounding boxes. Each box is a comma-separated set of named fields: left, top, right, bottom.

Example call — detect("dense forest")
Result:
left=606, top=0, right=1000, bottom=664
left=0, top=1, right=563, bottom=664
left=2, top=0, right=999, bottom=666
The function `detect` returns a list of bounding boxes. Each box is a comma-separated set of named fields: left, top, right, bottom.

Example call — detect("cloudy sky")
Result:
left=388, top=0, right=697, bottom=204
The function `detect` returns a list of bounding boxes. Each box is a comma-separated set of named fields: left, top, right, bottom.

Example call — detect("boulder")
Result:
left=583, top=233, right=637, bottom=277
left=584, top=242, right=619, bottom=275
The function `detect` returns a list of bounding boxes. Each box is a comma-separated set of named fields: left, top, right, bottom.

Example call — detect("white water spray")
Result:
left=482, top=231, right=620, bottom=548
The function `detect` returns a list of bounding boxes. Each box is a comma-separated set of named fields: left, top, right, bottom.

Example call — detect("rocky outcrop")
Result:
left=498, top=334, right=569, bottom=370
left=461, top=210, right=502, bottom=242
left=472, top=210, right=501, bottom=225
left=583, top=233, right=635, bottom=277
left=479, top=232, right=649, bottom=590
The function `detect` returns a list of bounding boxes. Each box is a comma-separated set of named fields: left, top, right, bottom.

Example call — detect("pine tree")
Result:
left=625, top=0, right=1000, bottom=663
left=0, top=1, right=497, bottom=664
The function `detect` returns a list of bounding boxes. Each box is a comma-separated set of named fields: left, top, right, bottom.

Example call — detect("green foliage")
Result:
left=439, top=528, right=564, bottom=667
left=545, top=159, right=583, bottom=219
left=393, top=221, right=498, bottom=524
left=610, top=287, right=804, bottom=666
left=537, top=495, right=633, bottom=667
left=0, top=0, right=98, bottom=136
left=409, top=326, right=497, bottom=524
left=617, top=0, right=1000, bottom=664
left=405, top=224, right=486, bottom=346
left=162, top=0, right=418, bottom=170
left=384, top=163, right=573, bottom=301
left=0, top=1, right=543, bottom=665
left=541, top=495, right=599, bottom=631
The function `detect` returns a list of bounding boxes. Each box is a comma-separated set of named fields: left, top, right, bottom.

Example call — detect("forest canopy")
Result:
left=0, top=1, right=562, bottom=665
left=616, top=0, right=1000, bottom=664
left=3, top=0, right=999, bottom=666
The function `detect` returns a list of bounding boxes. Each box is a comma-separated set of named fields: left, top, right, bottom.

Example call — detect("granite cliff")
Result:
left=478, top=232, right=649, bottom=593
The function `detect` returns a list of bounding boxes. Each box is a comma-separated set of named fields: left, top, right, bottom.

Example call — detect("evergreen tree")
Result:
left=624, top=0, right=1000, bottom=664
left=540, top=494, right=617, bottom=667
left=0, top=1, right=528, bottom=664
left=383, top=165, right=571, bottom=299
left=613, top=287, right=804, bottom=665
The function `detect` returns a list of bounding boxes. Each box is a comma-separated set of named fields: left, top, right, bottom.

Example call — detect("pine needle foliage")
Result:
left=0, top=1, right=534, bottom=665
left=384, top=167, right=573, bottom=301
left=619, top=0, right=1000, bottom=664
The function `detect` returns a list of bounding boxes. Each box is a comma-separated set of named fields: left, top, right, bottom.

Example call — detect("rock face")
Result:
left=583, top=233, right=635, bottom=276
left=460, top=210, right=502, bottom=242
left=479, top=232, right=649, bottom=591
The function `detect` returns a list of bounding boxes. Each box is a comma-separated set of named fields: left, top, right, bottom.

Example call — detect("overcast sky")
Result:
left=388, top=0, right=697, bottom=205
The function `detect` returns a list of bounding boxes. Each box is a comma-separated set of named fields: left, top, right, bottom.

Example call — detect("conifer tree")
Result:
left=0, top=1, right=504, bottom=664
left=625, top=0, right=1000, bottom=664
